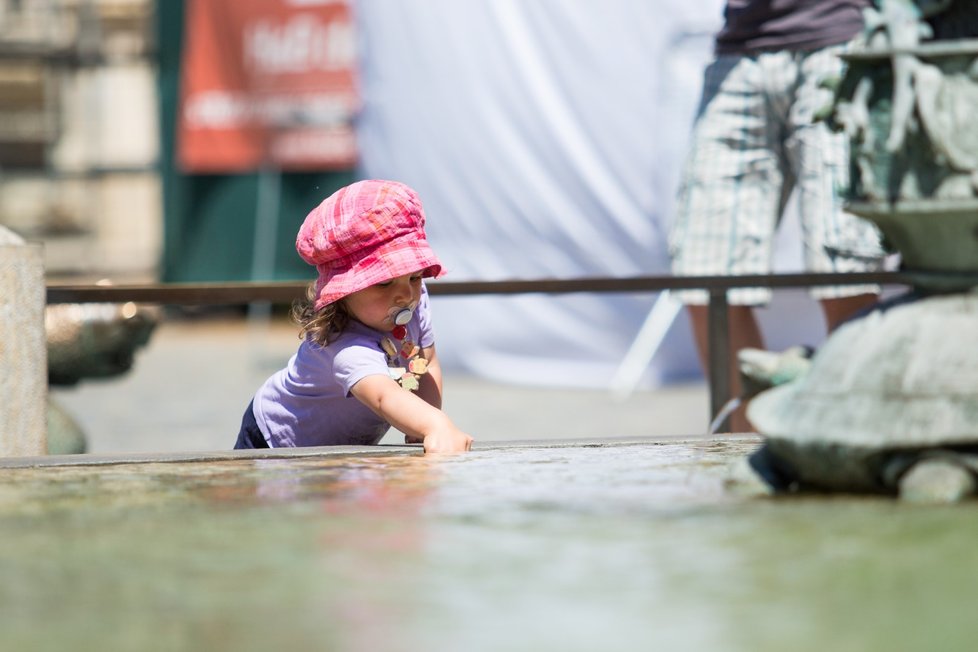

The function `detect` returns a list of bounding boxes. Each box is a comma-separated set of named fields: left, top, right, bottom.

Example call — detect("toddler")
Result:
left=234, top=180, right=473, bottom=454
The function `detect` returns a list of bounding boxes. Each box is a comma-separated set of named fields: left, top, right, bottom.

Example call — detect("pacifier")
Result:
left=389, top=306, right=414, bottom=340
left=393, top=307, right=413, bottom=326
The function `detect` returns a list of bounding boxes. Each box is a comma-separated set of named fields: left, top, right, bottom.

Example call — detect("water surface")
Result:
left=1, top=439, right=975, bottom=651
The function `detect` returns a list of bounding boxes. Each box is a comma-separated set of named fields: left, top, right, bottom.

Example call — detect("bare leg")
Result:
left=688, top=304, right=763, bottom=433
left=688, top=293, right=876, bottom=433
left=819, top=293, right=878, bottom=333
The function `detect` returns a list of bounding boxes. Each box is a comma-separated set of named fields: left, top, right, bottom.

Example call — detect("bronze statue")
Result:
left=740, top=0, right=978, bottom=502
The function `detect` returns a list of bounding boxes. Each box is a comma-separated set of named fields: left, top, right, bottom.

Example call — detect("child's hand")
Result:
left=351, top=375, right=472, bottom=453
left=423, top=427, right=473, bottom=454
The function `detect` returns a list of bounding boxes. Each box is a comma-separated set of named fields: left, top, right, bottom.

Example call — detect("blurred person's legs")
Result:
left=820, top=294, right=879, bottom=331
left=686, top=294, right=876, bottom=432
left=669, top=46, right=885, bottom=433
left=670, top=51, right=788, bottom=432
left=686, top=304, right=761, bottom=432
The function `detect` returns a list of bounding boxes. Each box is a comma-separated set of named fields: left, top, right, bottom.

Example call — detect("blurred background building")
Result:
left=1, top=0, right=835, bottom=391
left=0, top=0, right=159, bottom=280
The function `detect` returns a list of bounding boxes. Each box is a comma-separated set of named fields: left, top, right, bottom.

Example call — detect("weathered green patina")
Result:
left=747, top=290, right=978, bottom=499
left=746, top=0, right=978, bottom=500
left=826, top=0, right=978, bottom=286
left=45, top=301, right=160, bottom=454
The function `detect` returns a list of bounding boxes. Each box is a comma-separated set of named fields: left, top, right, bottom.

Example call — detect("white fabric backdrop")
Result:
left=353, top=0, right=832, bottom=389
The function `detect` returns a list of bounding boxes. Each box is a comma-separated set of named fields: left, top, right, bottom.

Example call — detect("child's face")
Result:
left=343, top=271, right=424, bottom=332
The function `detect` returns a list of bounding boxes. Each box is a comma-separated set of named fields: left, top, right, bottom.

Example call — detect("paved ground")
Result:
left=50, top=313, right=712, bottom=455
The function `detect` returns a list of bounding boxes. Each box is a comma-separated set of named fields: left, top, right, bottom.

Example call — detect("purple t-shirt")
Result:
left=253, top=285, right=436, bottom=447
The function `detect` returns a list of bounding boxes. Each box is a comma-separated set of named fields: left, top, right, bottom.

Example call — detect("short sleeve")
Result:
left=332, top=338, right=392, bottom=396
left=416, top=283, right=435, bottom=348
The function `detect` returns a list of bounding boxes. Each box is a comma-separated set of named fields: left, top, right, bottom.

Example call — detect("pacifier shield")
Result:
left=393, top=308, right=413, bottom=326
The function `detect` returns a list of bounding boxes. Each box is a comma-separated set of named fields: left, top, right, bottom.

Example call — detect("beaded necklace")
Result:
left=380, top=309, right=429, bottom=392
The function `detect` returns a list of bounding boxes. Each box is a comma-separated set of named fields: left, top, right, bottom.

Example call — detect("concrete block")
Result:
left=0, top=229, right=47, bottom=456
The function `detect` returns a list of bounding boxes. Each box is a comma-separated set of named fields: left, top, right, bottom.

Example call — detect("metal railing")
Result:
left=47, top=270, right=935, bottom=422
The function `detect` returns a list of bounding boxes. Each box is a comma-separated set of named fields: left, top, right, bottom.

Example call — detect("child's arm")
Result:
left=404, top=344, right=444, bottom=445
left=350, top=372, right=473, bottom=454
left=415, top=344, right=443, bottom=409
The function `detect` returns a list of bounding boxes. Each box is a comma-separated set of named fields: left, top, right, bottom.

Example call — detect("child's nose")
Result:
left=394, top=281, right=414, bottom=304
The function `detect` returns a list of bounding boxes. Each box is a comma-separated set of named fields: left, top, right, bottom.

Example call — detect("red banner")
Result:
left=177, top=0, right=358, bottom=172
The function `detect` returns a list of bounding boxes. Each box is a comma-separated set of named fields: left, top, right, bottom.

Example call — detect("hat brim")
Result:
left=313, top=236, right=445, bottom=309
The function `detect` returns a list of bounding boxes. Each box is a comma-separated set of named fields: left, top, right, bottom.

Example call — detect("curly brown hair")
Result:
left=292, top=283, right=351, bottom=346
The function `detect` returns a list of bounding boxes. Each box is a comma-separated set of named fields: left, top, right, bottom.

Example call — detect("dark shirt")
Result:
left=715, top=0, right=870, bottom=55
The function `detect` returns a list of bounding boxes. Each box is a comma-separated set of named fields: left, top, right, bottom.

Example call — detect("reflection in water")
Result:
left=1, top=440, right=977, bottom=651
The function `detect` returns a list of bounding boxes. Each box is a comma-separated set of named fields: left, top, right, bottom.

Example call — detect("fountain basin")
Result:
left=2, top=438, right=977, bottom=652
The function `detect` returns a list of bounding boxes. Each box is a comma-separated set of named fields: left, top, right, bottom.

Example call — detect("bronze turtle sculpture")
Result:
left=744, top=289, right=978, bottom=502
left=46, top=299, right=160, bottom=454
left=46, top=300, right=159, bottom=386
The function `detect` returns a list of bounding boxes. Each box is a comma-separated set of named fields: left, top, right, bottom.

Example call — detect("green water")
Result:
left=1, top=439, right=976, bottom=652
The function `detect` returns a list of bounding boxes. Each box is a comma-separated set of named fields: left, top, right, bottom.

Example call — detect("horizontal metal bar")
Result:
left=45, top=271, right=937, bottom=305
left=42, top=269, right=975, bottom=435
left=46, top=281, right=309, bottom=305
left=426, top=271, right=913, bottom=295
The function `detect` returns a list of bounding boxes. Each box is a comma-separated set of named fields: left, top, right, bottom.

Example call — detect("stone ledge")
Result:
left=0, top=433, right=762, bottom=469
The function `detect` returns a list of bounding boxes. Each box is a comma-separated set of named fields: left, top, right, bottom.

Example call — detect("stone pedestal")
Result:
left=0, top=228, right=47, bottom=456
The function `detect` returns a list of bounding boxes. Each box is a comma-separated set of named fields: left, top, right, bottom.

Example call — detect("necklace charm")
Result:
left=398, top=373, right=420, bottom=391
left=401, top=341, right=419, bottom=358
left=381, top=331, right=428, bottom=392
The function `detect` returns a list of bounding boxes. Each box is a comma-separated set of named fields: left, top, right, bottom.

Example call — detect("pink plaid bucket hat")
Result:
left=296, top=180, right=445, bottom=309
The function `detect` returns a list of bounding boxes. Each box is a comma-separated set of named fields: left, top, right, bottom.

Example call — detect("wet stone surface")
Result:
left=1, top=438, right=977, bottom=651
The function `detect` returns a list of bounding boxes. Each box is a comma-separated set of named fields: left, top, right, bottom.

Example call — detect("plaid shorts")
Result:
left=669, top=44, right=885, bottom=306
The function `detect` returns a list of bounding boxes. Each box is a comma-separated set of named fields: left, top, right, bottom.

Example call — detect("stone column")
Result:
left=0, top=226, right=47, bottom=456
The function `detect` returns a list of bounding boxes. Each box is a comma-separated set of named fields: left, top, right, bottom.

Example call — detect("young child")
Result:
left=234, top=179, right=473, bottom=454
